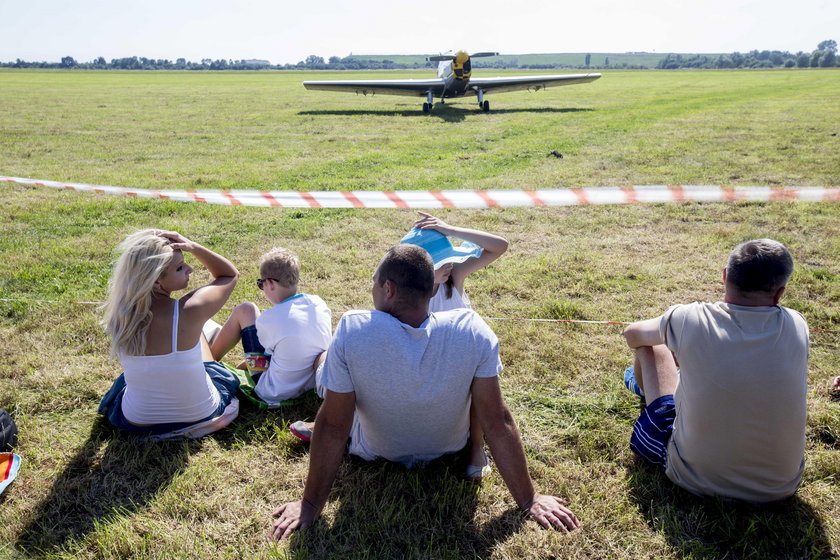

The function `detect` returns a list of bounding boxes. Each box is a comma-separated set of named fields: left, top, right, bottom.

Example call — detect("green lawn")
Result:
left=0, top=68, right=838, bottom=559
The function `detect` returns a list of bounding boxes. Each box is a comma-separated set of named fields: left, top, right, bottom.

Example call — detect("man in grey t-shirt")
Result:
left=270, top=245, right=580, bottom=541
left=622, top=239, right=809, bottom=502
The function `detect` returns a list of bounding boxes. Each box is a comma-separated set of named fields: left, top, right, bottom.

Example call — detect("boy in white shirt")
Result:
left=211, top=248, right=332, bottom=406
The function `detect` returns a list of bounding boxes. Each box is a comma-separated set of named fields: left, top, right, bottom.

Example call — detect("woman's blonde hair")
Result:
left=102, top=230, right=174, bottom=358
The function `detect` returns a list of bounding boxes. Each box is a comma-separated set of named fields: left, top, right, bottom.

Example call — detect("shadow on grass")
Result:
left=210, top=391, right=323, bottom=450
left=16, top=416, right=202, bottom=555
left=15, top=394, right=323, bottom=556
left=286, top=454, right=525, bottom=560
left=298, top=106, right=593, bottom=123
left=627, top=457, right=835, bottom=559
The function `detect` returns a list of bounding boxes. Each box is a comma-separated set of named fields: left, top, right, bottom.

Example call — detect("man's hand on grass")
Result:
left=525, top=494, right=581, bottom=532
left=270, top=500, right=318, bottom=542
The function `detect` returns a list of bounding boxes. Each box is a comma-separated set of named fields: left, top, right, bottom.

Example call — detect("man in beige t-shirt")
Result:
left=622, top=239, right=809, bottom=503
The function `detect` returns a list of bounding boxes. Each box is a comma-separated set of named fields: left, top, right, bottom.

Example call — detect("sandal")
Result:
left=466, top=450, right=492, bottom=481
left=289, top=420, right=313, bottom=442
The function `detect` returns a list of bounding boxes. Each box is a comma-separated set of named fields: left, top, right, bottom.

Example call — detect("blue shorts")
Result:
left=630, top=395, right=676, bottom=469
left=98, top=361, right=240, bottom=435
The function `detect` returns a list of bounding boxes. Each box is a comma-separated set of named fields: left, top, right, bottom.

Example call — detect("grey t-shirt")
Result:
left=661, top=302, right=809, bottom=502
left=320, top=308, right=503, bottom=464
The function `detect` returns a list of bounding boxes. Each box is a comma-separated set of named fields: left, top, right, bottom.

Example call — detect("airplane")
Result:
left=303, top=50, right=601, bottom=113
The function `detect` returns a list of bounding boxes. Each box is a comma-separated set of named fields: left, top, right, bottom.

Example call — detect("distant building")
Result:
left=243, top=59, right=270, bottom=66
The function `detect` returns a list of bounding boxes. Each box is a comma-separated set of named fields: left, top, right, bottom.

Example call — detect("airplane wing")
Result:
left=466, top=73, right=601, bottom=96
left=303, top=79, right=446, bottom=97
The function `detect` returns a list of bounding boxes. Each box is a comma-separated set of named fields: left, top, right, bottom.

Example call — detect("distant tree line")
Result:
left=0, top=54, right=432, bottom=70
left=0, top=54, right=672, bottom=71
left=2, top=56, right=280, bottom=70
left=293, top=55, right=648, bottom=71
left=656, top=40, right=837, bottom=69
left=298, top=55, right=428, bottom=70
left=2, top=41, right=836, bottom=70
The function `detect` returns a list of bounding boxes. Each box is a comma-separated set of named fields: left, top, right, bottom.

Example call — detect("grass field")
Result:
left=0, top=68, right=838, bottom=559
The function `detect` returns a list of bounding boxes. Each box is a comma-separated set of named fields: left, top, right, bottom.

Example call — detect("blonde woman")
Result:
left=98, top=230, right=241, bottom=437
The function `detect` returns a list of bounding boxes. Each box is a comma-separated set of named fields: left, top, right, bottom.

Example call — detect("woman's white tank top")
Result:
left=429, top=284, right=471, bottom=312
left=120, top=300, right=220, bottom=425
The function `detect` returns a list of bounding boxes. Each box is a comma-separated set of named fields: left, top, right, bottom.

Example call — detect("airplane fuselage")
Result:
left=436, top=50, right=472, bottom=99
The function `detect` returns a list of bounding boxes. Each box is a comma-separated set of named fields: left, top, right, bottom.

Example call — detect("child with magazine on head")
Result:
left=211, top=247, right=332, bottom=407
left=399, top=212, right=508, bottom=481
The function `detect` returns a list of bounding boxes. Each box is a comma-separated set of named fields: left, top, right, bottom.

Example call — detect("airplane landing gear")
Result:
left=475, top=88, right=490, bottom=112
left=422, top=91, right=434, bottom=114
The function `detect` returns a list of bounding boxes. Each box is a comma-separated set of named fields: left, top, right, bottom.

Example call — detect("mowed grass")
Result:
left=0, top=69, right=838, bottom=559
left=2, top=68, right=839, bottom=190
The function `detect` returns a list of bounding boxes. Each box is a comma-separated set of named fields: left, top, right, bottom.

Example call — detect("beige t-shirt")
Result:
left=660, top=302, right=809, bottom=503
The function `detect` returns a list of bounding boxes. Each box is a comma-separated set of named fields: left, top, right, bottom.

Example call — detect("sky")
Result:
left=2, top=0, right=838, bottom=64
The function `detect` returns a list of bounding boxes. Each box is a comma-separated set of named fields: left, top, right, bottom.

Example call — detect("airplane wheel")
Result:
left=481, top=100, right=490, bottom=112
left=422, top=102, right=430, bottom=113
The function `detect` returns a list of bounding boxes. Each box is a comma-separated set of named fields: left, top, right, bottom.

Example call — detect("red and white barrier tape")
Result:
left=3, top=176, right=839, bottom=208
left=1, top=298, right=837, bottom=332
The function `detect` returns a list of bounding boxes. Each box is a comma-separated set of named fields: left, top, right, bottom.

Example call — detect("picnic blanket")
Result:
left=230, top=367, right=315, bottom=410
left=142, top=398, right=240, bottom=441
left=0, top=453, right=21, bottom=495
left=99, top=361, right=240, bottom=437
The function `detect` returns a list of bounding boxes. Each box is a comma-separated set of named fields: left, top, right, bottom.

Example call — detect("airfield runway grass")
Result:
left=0, top=68, right=838, bottom=559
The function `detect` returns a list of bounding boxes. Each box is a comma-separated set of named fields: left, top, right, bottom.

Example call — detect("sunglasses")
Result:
left=256, top=278, right=279, bottom=290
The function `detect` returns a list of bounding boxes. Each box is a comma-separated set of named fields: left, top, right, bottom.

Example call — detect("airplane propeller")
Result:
left=426, top=51, right=498, bottom=61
